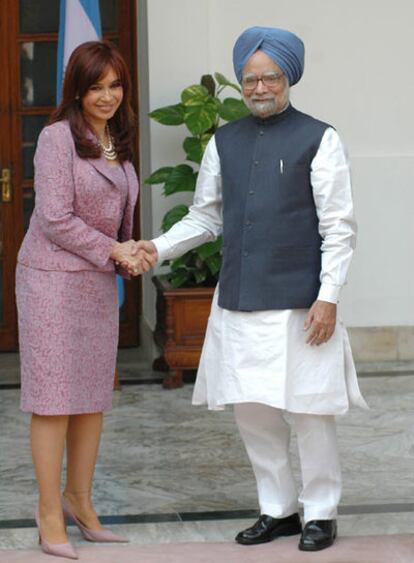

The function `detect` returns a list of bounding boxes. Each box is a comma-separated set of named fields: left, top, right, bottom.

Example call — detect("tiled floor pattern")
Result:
left=0, top=371, right=413, bottom=560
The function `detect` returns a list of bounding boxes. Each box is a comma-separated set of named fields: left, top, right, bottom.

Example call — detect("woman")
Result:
left=16, top=41, right=152, bottom=559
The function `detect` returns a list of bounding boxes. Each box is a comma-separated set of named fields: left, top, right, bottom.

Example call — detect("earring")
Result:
left=75, top=95, right=80, bottom=100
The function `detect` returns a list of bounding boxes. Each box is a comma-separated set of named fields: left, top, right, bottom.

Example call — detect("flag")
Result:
left=56, top=0, right=126, bottom=309
left=57, top=0, right=102, bottom=102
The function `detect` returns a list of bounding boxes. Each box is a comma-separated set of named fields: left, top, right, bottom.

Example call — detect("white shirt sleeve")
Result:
left=152, top=136, right=223, bottom=263
left=311, top=127, right=357, bottom=304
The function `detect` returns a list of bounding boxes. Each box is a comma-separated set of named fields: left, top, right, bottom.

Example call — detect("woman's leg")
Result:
left=63, top=412, right=104, bottom=530
left=31, top=414, right=69, bottom=543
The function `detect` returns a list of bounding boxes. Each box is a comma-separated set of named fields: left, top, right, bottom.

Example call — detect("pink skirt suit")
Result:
left=16, top=120, right=138, bottom=415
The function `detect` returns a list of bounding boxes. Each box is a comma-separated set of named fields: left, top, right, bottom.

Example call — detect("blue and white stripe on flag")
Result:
left=57, top=0, right=102, bottom=102
left=56, top=0, right=126, bottom=310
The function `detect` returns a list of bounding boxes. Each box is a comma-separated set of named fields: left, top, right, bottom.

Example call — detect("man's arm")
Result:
left=304, top=127, right=357, bottom=345
left=151, top=136, right=223, bottom=264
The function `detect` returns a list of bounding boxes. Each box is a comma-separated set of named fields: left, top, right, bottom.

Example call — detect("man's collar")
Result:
left=252, top=103, right=294, bottom=125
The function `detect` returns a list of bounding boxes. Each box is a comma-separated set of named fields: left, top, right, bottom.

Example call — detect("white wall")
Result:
left=140, top=0, right=414, bottom=328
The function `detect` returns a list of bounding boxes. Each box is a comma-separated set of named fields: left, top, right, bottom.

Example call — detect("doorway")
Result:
left=0, top=0, right=141, bottom=352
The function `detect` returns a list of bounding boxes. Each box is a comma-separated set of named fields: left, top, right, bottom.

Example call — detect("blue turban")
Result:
left=233, top=26, right=305, bottom=86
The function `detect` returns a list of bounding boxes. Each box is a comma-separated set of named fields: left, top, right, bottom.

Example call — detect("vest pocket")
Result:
left=277, top=163, right=312, bottom=209
left=278, top=162, right=309, bottom=178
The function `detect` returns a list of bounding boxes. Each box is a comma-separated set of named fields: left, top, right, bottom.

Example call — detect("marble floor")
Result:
left=0, top=370, right=414, bottom=551
left=3, top=534, right=414, bottom=563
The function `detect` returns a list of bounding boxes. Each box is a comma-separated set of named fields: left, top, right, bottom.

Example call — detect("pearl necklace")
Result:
left=97, top=125, right=117, bottom=161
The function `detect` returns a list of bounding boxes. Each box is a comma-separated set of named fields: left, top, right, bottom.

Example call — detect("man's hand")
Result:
left=304, top=300, right=337, bottom=346
left=121, top=240, right=158, bottom=276
left=110, top=240, right=158, bottom=276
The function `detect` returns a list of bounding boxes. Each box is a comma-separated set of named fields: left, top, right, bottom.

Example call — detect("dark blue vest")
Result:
left=215, top=104, right=330, bottom=311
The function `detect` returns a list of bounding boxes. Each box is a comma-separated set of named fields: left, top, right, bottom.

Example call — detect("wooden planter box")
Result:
left=153, top=277, right=215, bottom=389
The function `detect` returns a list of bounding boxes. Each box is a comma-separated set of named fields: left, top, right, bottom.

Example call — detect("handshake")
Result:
left=111, top=239, right=158, bottom=276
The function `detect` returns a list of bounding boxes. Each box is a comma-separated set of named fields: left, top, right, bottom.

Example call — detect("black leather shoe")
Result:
left=235, top=513, right=302, bottom=545
left=298, top=519, right=337, bottom=551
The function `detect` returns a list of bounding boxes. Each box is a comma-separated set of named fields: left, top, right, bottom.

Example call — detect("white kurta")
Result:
left=153, top=125, right=368, bottom=415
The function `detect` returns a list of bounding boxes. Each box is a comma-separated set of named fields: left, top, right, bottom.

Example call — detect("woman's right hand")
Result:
left=110, top=240, right=158, bottom=275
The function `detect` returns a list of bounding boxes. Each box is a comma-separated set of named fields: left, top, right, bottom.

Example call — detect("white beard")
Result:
left=243, top=85, right=290, bottom=118
left=248, top=99, right=278, bottom=117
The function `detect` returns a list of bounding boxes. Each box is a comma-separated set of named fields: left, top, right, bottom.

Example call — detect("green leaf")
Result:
left=194, top=270, right=208, bottom=284
left=184, top=133, right=213, bottom=162
left=218, top=98, right=250, bottom=122
left=161, top=204, right=189, bottom=232
left=164, top=164, right=197, bottom=195
left=144, top=166, right=173, bottom=185
left=214, top=72, right=241, bottom=93
left=149, top=103, right=185, bottom=125
left=169, top=269, right=191, bottom=288
left=201, top=74, right=216, bottom=97
left=205, top=253, right=222, bottom=275
left=183, top=137, right=203, bottom=164
left=195, top=237, right=223, bottom=259
left=184, top=97, right=219, bottom=135
left=181, top=85, right=210, bottom=106
left=170, top=254, right=192, bottom=271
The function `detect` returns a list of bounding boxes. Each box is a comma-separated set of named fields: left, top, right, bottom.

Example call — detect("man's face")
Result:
left=241, top=51, right=290, bottom=118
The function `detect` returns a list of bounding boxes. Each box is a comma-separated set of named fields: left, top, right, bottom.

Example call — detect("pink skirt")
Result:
left=16, top=264, right=118, bottom=415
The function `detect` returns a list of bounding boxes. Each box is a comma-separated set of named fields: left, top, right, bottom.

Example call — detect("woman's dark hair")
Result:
left=49, top=40, right=135, bottom=162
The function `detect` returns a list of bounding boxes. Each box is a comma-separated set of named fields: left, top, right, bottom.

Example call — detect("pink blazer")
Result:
left=18, top=120, right=139, bottom=276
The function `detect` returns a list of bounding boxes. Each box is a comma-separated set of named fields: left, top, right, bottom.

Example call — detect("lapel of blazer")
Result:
left=118, top=161, right=139, bottom=241
left=87, top=156, right=139, bottom=196
left=122, top=161, right=139, bottom=204
left=87, top=155, right=116, bottom=184
left=84, top=125, right=117, bottom=184
left=83, top=119, right=139, bottom=240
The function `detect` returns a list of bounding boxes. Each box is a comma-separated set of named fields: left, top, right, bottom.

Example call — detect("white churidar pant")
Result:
left=233, top=403, right=341, bottom=523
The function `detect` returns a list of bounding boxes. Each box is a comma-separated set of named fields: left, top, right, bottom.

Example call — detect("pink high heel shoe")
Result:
left=35, top=507, right=78, bottom=560
left=62, top=496, right=129, bottom=543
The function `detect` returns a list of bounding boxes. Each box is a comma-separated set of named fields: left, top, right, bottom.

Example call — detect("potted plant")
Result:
left=146, top=73, right=248, bottom=388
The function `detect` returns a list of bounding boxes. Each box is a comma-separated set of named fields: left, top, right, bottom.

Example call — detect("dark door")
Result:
left=0, top=0, right=140, bottom=351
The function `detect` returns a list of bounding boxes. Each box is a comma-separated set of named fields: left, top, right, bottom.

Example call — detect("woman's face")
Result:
left=81, top=66, right=123, bottom=128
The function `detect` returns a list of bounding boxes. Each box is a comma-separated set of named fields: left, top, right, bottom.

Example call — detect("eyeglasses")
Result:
left=241, top=72, right=284, bottom=91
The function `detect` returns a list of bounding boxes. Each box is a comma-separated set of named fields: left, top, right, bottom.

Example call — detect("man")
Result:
left=137, top=26, right=367, bottom=552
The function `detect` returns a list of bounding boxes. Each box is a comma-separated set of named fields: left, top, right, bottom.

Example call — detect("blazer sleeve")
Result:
left=33, top=125, right=116, bottom=268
